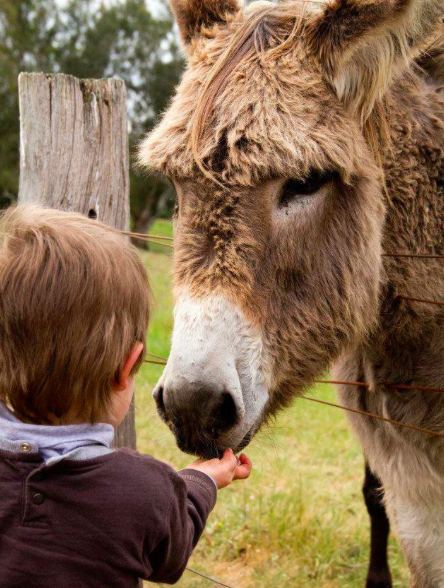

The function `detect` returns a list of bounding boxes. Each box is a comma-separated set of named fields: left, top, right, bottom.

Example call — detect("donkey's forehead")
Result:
left=140, top=4, right=358, bottom=186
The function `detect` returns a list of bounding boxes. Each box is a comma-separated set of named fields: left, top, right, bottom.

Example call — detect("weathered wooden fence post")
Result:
left=18, top=72, right=136, bottom=449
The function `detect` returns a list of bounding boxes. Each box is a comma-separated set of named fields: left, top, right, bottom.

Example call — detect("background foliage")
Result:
left=0, top=0, right=184, bottom=230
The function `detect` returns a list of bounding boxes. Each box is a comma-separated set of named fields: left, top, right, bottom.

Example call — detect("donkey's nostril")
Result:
left=210, top=392, right=240, bottom=432
left=154, top=385, right=166, bottom=419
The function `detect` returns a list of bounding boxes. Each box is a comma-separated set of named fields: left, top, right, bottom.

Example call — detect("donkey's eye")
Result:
left=279, top=170, right=337, bottom=208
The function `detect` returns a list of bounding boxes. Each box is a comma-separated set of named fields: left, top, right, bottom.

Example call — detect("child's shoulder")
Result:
left=113, top=447, right=176, bottom=478
left=111, top=448, right=180, bottom=495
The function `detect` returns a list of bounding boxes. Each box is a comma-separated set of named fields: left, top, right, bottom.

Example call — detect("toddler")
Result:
left=0, top=205, right=251, bottom=588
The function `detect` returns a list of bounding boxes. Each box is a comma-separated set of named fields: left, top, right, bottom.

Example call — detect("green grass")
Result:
left=145, top=218, right=175, bottom=255
left=136, top=220, right=409, bottom=588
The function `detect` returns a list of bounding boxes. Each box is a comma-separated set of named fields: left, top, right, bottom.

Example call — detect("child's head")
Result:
left=0, top=205, right=150, bottom=425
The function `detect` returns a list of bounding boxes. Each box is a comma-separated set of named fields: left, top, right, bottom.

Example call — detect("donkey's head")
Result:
left=140, top=0, right=443, bottom=457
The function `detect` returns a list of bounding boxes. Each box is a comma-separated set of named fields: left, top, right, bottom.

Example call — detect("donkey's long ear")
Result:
left=308, top=0, right=444, bottom=121
left=170, top=0, right=242, bottom=48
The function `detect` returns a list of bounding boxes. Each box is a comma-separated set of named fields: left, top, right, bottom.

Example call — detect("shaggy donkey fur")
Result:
left=140, top=0, right=444, bottom=585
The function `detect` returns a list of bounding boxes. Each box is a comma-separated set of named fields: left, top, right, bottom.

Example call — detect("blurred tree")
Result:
left=0, top=0, right=183, bottom=231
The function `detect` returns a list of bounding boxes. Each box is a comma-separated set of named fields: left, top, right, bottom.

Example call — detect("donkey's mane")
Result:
left=190, top=1, right=444, bottom=180
left=140, top=1, right=444, bottom=187
left=190, top=1, right=318, bottom=180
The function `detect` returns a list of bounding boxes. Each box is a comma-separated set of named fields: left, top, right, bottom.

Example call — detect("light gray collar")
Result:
left=0, top=402, right=114, bottom=464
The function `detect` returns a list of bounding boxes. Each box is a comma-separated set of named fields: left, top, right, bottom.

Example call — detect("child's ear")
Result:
left=114, top=343, right=144, bottom=392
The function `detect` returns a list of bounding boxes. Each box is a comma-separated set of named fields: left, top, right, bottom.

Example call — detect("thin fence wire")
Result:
left=383, top=253, right=444, bottom=259
left=124, top=232, right=444, bottom=304
left=122, top=229, right=444, bottom=259
left=145, top=359, right=444, bottom=393
left=122, top=231, right=174, bottom=249
left=397, top=295, right=444, bottom=307
left=123, top=231, right=173, bottom=241
left=300, top=395, right=444, bottom=439
left=143, top=240, right=173, bottom=249
left=186, top=567, right=236, bottom=588
left=147, top=352, right=169, bottom=361
left=144, top=360, right=444, bottom=439
left=130, top=232, right=173, bottom=241
left=315, top=379, right=444, bottom=393
left=138, top=238, right=444, bottom=585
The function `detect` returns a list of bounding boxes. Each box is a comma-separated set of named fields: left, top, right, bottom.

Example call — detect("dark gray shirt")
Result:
left=0, top=447, right=216, bottom=587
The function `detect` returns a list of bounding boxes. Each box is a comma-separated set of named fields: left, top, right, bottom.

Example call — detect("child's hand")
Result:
left=187, top=448, right=252, bottom=489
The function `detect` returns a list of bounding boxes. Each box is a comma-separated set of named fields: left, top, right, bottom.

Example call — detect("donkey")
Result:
left=140, top=0, right=444, bottom=585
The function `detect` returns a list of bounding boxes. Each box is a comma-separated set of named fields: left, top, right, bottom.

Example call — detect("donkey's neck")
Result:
left=382, top=77, right=444, bottom=258
left=366, top=74, right=444, bottom=378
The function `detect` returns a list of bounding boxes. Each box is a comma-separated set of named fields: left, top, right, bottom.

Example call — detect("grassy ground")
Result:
left=136, top=220, right=409, bottom=588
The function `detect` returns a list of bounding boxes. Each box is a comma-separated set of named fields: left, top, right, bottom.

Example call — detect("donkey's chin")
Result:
left=165, top=415, right=261, bottom=459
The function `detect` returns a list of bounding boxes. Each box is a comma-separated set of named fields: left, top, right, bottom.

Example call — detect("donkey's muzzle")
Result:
left=153, top=380, right=242, bottom=458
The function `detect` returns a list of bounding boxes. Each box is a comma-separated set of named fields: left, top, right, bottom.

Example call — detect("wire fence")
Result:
left=137, top=230, right=444, bottom=586
left=186, top=567, right=236, bottom=588
left=144, top=358, right=444, bottom=440
left=125, top=230, right=444, bottom=308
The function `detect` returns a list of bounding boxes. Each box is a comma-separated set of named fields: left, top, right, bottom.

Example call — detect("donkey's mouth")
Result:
left=170, top=420, right=258, bottom=459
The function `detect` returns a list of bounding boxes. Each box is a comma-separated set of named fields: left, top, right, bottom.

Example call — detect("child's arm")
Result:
left=146, top=449, right=251, bottom=584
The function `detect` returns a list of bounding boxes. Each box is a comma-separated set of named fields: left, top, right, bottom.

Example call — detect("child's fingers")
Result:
left=222, top=448, right=234, bottom=459
left=234, top=453, right=252, bottom=480
left=222, top=448, right=237, bottom=468
left=238, top=453, right=251, bottom=468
